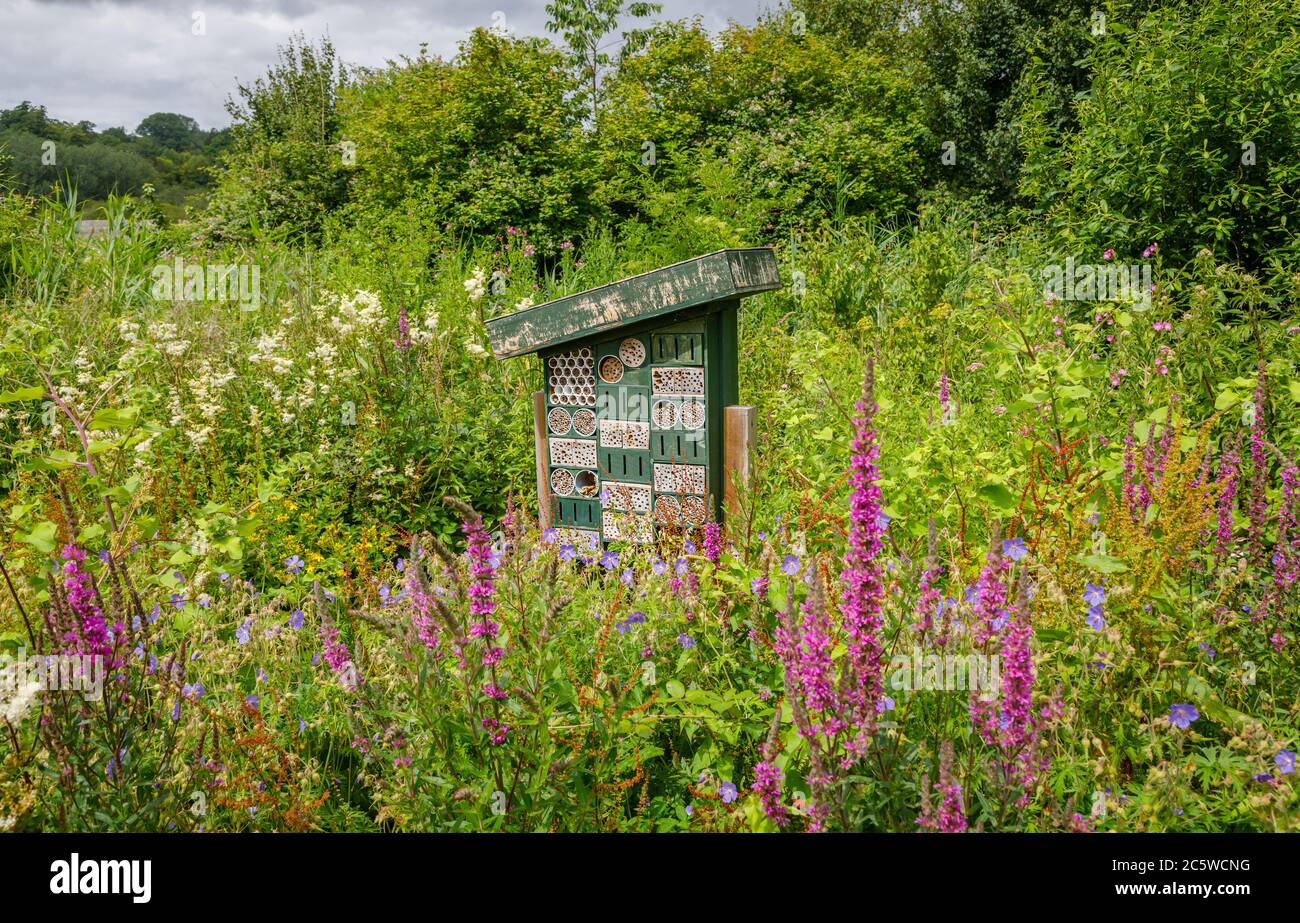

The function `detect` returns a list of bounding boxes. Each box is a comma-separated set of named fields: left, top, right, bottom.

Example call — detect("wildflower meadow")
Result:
left=1, top=0, right=1298, bottom=848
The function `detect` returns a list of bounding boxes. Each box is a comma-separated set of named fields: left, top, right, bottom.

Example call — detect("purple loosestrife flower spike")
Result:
left=59, top=545, right=112, bottom=662
left=1260, top=461, right=1300, bottom=634
left=702, top=521, right=722, bottom=567
left=839, top=358, right=887, bottom=755
left=1215, top=436, right=1240, bottom=559
left=319, top=618, right=361, bottom=691
left=918, top=741, right=967, bottom=833
left=1248, top=362, right=1269, bottom=562
left=971, top=533, right=1011, bottom=646
left=396, top=305, right=411, bottom=350
left=971, top=614, right=1042, bottom=802
left=751, top=708, right=787, bottom=826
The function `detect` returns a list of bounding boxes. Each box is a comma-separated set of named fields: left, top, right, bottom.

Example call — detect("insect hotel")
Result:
left=485, top=248, right=781, bottom=545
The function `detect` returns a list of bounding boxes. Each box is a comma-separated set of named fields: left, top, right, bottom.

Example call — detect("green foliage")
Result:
left=1020, top=0, right=1300, bottom=270
left=0, top=102, right=225, bottom=217
left=207, top=35, right=351, bottom=242
left=545, top=0, right=664, bottom=123
left=1, top=0, right=1298, bottom=835
left=339, top=29, right=596, bottom=254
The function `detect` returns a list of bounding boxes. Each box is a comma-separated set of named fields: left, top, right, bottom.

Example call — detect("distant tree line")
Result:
left=0, top=101, right=230, bottom=212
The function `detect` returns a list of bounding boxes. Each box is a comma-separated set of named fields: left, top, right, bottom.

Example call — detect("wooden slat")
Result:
left=486, top=248, right=780, bottom=359
left=723, top=405, right=756, bottom=523
left=532, top=390, right=553, bottom=529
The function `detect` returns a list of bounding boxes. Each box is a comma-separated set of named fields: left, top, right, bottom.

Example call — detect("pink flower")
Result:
left=1214, top=438, right=1239, bottom=558
left=752, top=760, right=786, bottom=826
left=702, top=521, right=722, bottom=567
left=58, top=545, right=112, bottom=661
left=839, top=360, right=887, bottom=755
left=319, top=619, right=361, bottom=691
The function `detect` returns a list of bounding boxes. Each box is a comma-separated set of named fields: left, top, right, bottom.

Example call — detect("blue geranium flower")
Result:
left=1169, top=703, right=1199, bottom=729
left=1002, top=537, right=1028, bottom=562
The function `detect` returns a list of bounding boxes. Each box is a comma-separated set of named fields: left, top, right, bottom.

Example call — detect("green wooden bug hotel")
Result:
left=486, top=248, right=781, bottom=546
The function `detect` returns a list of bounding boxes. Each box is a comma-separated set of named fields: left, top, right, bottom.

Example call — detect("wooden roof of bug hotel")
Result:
left=485, top=248, right=781, bottom=359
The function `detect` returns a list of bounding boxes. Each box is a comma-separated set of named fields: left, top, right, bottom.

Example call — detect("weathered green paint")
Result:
left=486, top=248, right=780, bottom=359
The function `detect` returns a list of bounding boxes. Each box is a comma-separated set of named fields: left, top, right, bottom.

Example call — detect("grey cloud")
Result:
left=1, top=0, right=764, bottom=131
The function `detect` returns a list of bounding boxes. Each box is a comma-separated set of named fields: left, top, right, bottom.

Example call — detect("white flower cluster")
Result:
left=248, top=330, right=293, bottom=377
left=149, top=321, right=191, bottom=358
left=74, top=348, right=95, bottom=387
left=464, top=268, right=487, bottom=303
left=409, top=303, right=440, bottom=348
left=185, top=358, right=237, bottom=449
left=323, top=289, right=386, bottom=339
left=0, top=660, right=42, bottom=725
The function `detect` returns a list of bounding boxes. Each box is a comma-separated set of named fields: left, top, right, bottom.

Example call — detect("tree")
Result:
left=341, top=28, right=595, bottom=252
left=136, top=112, right=200, bottom=151
left=207, top=34, right=350, bottom=241
left=545, top=0, right=662, bottom=126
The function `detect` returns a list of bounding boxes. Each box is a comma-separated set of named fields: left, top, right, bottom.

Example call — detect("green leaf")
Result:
left=19, top=520, right=58, bottom=554
left=665, top=679, right=685, bottom=699
left=0, top=386, right=43, bottom=403
left=1076, top=553, right=1128, bottom=574
left=1214, top=389, right=1240, bottom=411
left=978, top=483, right=1017, bottom=510
left=90, top=406, right=139, bottom=430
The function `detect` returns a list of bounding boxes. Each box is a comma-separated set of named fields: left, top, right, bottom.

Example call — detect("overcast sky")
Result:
left=0, top=0, right=773, bottom=132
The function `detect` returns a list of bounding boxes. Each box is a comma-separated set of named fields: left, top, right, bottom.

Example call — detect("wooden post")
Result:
left=532, top=390, right=553, bottom=530
left=722, top=405, right=755, bottom=523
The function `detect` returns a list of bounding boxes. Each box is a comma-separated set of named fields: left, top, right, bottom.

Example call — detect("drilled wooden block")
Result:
left=598, top=355, right=624, bottom=384
left=653, top=462, right=706, bottom=495
left=601, top=480, right=653, bottom=514
left=550, top=438, right=597, bottom=467
left=619, top=337, right=646, bottom=368
left=554, top=527, right=600, bottom=548
left=599, top=418, right=650, bottom=450
left=602, top=510, right=653, bottom=543
left=652, top=366, right=705, bottom=395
